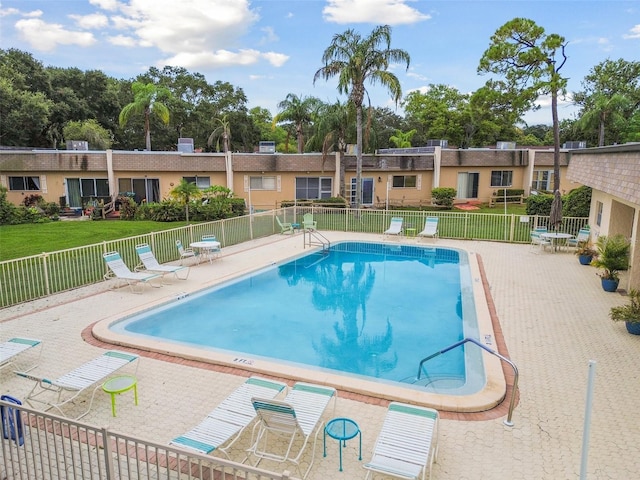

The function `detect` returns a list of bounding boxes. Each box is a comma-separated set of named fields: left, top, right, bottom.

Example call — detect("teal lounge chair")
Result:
left=170, top=377, right=287, bottom=457
left=16, top=350, right=139, bottom=419
left=418, top=217, right=439, bottom=241
left=364, top=402, right=439, bottom=480
left=0, top=337, right=42, bottom=373
left=135, top=243, right=189, bottom=281
left=103, top=251, right=163, bottom=292
left=384, top=217, right=404, bottom=237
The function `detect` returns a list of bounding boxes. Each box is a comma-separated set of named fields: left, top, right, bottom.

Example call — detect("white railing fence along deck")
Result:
left=0, top=398, right=299, bottom=480
left=0, top=207, right=588, bottom=308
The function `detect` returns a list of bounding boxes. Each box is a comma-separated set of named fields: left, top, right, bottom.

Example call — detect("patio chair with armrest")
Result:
left=176, top=239, right=198, bottom=265
left=303, top=213, right=317, bottom=231
left=566, top=228, right=591, bottom=251
left=276, top=216, right=295, bottom=234
left=247, top=382, right=337, bottom=479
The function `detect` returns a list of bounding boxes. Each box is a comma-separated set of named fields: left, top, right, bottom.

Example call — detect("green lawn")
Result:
left=0, top=220, right=189, bottom=261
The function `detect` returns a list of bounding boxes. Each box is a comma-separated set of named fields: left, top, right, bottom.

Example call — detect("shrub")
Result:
left=563, top=186, right=591, bottom=217
left=525, top=193, right=553, bottom=215
left=431, top=187, right=456, bottom=208
left=119, top=197, right=137, bottom=220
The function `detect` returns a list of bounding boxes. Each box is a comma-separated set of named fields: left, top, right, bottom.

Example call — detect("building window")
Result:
left=183, top=176, right=210, bottom=189
left=490, top=170, right=513, bottom=187
left=392, top=175, right=417, bottom=188
left=296, top=177, right=332, bottom=200
left=531, top=170, right=553, bottom=191
left=8, top=176, right=40, bottom=191
left=596, top=201, right=603, bottom=227
left=250, top=176, right=276, bottom=190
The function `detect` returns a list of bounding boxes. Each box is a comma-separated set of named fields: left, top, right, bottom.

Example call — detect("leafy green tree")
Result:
left=403, top=85, right=467, bottom=146
left=170, top=178, right=201, bottom=222
left=0, top=77, right=52, bottom=147
left=63, top=119, right=113, bottom=150
left=368, top=107, right=406, bottom=150
left=273, top=93, right=321, bottom=153
left=314, top=25, right=410, bottom=208
left=119, top=81, right=172, bottom=151
left=479, top=18, right=568, bottom=227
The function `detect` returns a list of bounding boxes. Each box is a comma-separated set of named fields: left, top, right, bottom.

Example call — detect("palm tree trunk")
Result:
left=144, top=107, right=152, bottom=151
left=355, top=105, right=363, bottom=209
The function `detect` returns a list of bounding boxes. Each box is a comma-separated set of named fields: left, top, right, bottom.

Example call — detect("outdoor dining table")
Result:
left=190, top=240, right=221, bottom=264
left=540, top=232, right=574, bottom=252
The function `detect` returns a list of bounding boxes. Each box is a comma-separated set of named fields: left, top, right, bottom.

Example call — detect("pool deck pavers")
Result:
left=1, top=232, right=640, bottom=479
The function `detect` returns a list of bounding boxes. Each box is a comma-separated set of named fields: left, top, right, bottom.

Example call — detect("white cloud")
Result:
left=323, top=0, right=430, bottom=25
left=89, top=0, right=121, bottom=12
left=15, top=18, right=96, bottom=52
left=260, top=26, right=278, bottom=44
left=108, top=34, right=138, bottom=47
left=0, top=7, right=20, bottom=17
left=70, top=13, right=109, bottom=29
left=407, top=71, right=428, bottom=81
left=623, top=24, right=640, bottom=39
left=262, top=51, right=289, bottom=67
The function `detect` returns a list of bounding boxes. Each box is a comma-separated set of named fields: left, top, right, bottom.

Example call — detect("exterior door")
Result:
left=456, top=172, right=479, bottom=199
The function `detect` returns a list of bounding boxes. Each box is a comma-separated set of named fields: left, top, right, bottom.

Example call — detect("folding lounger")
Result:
left=16, top=350, right=139, bottom=419
left=0, top=337, right=42, bottom=373
left=418, top=217, right=439, bottom=241
left=363, top=402, right=439, bottom=480
left=247, top=382, right=337, bottom=479
left=170, top=376, right=287, bottom=458
left=103, top=251, right=163, bottom=292
left=135, top=243, right=190, bottom=281
left=384, top=217, right=404, bottom=237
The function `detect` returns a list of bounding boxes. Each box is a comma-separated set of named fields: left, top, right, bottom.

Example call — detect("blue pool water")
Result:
left=112, top=242, right=484, bottom=394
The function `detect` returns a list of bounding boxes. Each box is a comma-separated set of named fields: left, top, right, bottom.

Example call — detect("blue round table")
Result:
left=323, top=417, right=362, bottom=472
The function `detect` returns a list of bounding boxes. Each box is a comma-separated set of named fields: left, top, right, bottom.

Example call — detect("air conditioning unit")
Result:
left=67, top=140, right=88, bottom=150
left=563, top=141, right=586, bottom=149
left=177, top=138, right=194, bottom=153
left=426, top=139, right=448, bottom=148
left=496, top=141, right=516, bottom=150
left=258, top=141, right=276, bottom=153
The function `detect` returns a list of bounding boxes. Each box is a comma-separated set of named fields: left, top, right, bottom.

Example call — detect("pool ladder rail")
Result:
left=304, top=228, right=331, bottom=253
left=415, top=337, right=519, bottom=427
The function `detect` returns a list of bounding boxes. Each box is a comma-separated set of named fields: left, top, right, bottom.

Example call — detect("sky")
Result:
left=1, top=0, right=639, bottom=126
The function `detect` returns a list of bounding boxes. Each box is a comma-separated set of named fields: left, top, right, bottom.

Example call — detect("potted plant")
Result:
left=610, top=289, right=640, bottom=335
left=575, top=241, right=597, bottom=265
left=591, top=234, right=631, bottom=292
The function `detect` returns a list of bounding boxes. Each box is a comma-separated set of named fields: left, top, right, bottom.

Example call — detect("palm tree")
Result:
left=578, top=93, right=630, bottom=146
left=207, top=114, right=231, bottom=152
left=314, top=25, right=410, bottom=208
left=273, top=93, right=321, bottom=153
left=119, top=81, right=171, bottom=151
left=170, top=178, right=201, bottom=222
left=389, top=128, right=417, bottom=148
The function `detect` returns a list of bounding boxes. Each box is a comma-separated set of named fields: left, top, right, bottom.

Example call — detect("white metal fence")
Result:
left=0, top=398, right=298, bottom=480
left=0, top=207, right=588, bottom=308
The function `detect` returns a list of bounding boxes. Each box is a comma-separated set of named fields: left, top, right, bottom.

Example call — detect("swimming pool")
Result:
left=100, top=240, right=506, bottom=411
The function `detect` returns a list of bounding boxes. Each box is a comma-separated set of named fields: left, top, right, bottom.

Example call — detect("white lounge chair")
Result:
left=418, top=217, right=439, bottom=241
left=384, top=217, right=404, bottom=237
left=0, top=337, right=42, bottom=373
left=16, top=350, right=139, bottom=419
left=364, top=402, right=439, bottom=480
left=530, top=231, right=551, bottom=252
left=247, top=382, right=337, bottom=479
left=170, top=376, right=287, bottom=457
left=135, top=243, right=189, bottom=281
left=103, top=251, right=163, bottom=292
